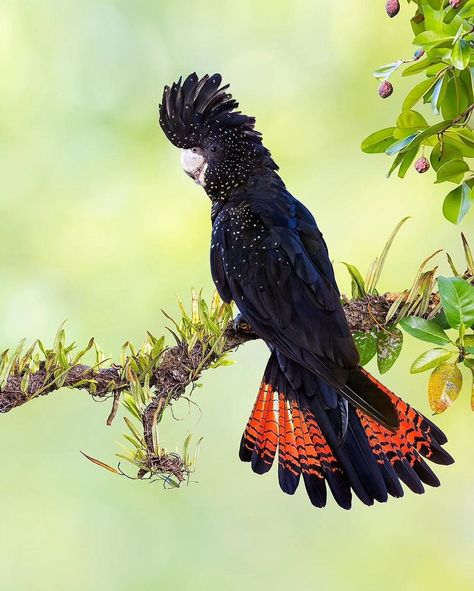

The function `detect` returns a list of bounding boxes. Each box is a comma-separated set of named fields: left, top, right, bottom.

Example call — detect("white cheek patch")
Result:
left=181, top=149, right=204, bottom=173
left=180, top=149, right=208, bottom=187
left=196, top=162, right=208, bottom=186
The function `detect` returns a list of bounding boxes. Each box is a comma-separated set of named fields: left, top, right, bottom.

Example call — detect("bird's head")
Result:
left=159, top=73, right=276, bottom=200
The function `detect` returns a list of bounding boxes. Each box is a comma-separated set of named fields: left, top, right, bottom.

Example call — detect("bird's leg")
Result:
left=233, top=313, right=253, bottom=334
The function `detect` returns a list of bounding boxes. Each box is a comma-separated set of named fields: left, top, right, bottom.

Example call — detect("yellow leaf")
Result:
left=428, top=363, right=463, bottom=414
left=80, top=451, right=119, bottom=474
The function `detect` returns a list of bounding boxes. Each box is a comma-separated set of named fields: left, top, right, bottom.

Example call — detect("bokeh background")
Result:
left=0, top=1, right=473, bottom=590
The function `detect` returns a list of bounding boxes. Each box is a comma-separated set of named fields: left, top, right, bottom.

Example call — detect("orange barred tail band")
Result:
left=239, top=355, right=454, bottom=509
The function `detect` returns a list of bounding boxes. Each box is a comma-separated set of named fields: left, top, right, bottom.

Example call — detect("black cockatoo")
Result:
left=159, top=73, right=453, bottom=509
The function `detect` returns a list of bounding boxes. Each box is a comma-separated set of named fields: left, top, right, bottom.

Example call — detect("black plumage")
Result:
left=160, top=73, right=454, bottom=509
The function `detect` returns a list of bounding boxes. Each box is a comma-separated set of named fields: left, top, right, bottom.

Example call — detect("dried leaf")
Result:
left=365, top=217, right=410, bottom=294
left=80, top=451, right=119, bottom=474
left=428, top=362, right=463, bottom=414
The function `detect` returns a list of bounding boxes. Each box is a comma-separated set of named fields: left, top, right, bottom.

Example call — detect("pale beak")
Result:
left=181, top=149, right=208, bottom=186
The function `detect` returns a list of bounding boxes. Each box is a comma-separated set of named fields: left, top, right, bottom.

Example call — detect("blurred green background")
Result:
left=0, top=1, right=473, bottom=590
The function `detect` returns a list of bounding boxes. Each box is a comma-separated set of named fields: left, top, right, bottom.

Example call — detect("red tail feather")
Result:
left=240, top=357, right=453, bottom=509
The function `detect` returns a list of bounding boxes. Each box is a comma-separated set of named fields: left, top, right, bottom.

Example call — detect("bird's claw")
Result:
left=233, top=314, right=252, bottom=334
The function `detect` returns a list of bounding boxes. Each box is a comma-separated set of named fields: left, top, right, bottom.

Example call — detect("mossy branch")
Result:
left=0, top=227, right=470, bottom=486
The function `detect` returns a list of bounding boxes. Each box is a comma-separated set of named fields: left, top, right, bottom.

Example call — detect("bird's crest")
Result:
left=159, top=73, right=260, bottom=149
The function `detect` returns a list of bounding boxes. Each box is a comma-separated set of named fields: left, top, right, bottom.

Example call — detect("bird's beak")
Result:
left=181, top=149, right=208, bottom=187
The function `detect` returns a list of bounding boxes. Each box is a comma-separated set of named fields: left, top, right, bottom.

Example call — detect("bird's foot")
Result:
left=233, top=314, right=253, bottom=334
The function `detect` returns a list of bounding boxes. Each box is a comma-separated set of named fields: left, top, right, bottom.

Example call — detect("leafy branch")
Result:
left=0, top=224, right=472, bottom=486
left=364, top=0, right=474, bottom=224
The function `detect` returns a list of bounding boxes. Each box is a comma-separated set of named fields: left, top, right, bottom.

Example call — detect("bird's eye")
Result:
left=191, top=147, right=198, bottom=153
left=210, top=146, right=217, bottom=153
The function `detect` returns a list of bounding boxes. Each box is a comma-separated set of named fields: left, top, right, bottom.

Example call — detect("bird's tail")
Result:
left=239, top=352, right=454, bottom=509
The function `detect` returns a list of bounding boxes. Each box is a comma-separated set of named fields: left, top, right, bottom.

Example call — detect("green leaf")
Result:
left=416, top=121, right=452, bottom=145
left=428, top=362, right=463, bottom=414
left=460, top=0, right=474, bottom=18
left=388, top=121, right=452, bottom=157
left=457, top=128, right=474, bottom=148
left=353, top=331, right=377, bottom=366
left=399, top=317, right=451, bottom=345
left=442, top=75, right=470, bottom=119
left=341, top=262, right=366, bottom=298
left=376, top=327, right=403, bottom=374
left=459, top=68, right=474, bottom=105
left=398, top=146, right=419, bottom=178
left=451, top=39, right=470, bottom=70
left=413, top=31, right=454, bottom=48
left=431, top=72, right=449, bottom=114
left=436, top=159, right=469, bottom=183
left=443, top=132, right=474, bottom=158
left=387, top=152, right=405, bottom=177
left=410, top=348, right=453, bottom=373
left=396, top=110, right=429, bottom=132
left=430, top=142, right=463, bottom=171
left=402, top=78, right=437, bottom=111
left=373, top=61, right=403, bottom=80
left=443, top=183, right=473, bottom=224
left=385, top=133, right=420, bottom=156
left=437, top=276, right=474, bottom=329
left=462, top=333, right=474, bottom=354
left=361, top=128, right=396, bottom=154
left=402, top=58, right=435, bottom=77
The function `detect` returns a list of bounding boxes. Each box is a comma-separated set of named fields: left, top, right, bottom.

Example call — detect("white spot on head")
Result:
left=181, top=148, right=208, bottom=187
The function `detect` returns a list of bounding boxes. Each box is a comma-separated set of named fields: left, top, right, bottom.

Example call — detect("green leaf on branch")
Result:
left=430, top=142, right=463, bottom=171
left=386, top=133, right=420, bottom=156
left=395, top=110, right=429, bottom=138
left=442, top=75, right=470, bottom=119
left=361, top=128, right=396, bottom=154
left=413, top=31, right=454, bottom=49
left=386, top=121, right=452, bottom=156
left=403, top=58, right=436, bottom=77
left=437, top=276, right=474, bottom=329
left=431, top=73, right=449, bottom=114
left=461, top=333, right=474, bottom=354
left=460, top=1, right=474, bottom=18
left=373, top=61, right=404, bottom=80
left=402, top=78, right=438, bottom=111
left=341, top=262, right=366, bottom=298
left=436, top=159, right=470, bottom=183
left=353, top=331, right=377, bottom=366
left=387, top=152, right=405, bottom=177
left=376, top=327, right=403, bottom=374
left=398, top=146, right=419, bottom=178
left=451, top=39, right=470, bottom=70
left=428, top=362, right=463, bottom=414
left=399, top=316, right=451, bottom=345
left=443, top=183, right=473, bottom=224
left=410, top=348, right=452, bottom=373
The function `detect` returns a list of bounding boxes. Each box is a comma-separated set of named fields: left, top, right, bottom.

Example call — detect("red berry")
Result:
left=449, top=0, right=462, bottom=8
left=415, top=157, right=430, bottom=173
left=378, top=80, right=393, bottom=98
left=385, top=0, right=400, bottom=17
